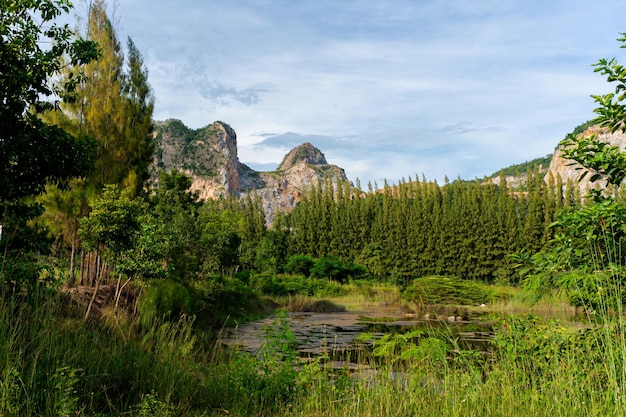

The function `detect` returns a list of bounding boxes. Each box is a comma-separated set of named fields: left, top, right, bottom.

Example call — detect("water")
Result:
left=220, top=306, right=496, bottom=360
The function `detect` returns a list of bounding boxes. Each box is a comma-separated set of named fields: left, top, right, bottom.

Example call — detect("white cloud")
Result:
left=114, top=0, right=626, bottom=186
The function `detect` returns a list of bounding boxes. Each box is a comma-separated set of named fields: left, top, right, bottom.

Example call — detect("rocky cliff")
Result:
left=545, top=125, right=626, bottom=194
left=150, top=119, right=350, bottom=224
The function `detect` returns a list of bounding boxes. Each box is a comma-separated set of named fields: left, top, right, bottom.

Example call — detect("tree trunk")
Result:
left=69, top=239, right=76, bottom=287
left=84, top=277, right=99, bottom=320
left=79, top=248, right=85, bottom=286
left=115, top=275, right=131, bottom=310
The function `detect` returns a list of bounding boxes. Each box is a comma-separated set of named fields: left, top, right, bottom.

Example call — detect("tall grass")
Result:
left=283, top=313, right=621, bottom=417
left=0, top=295, right=217, bottom=415
left=3, top=266, right=626, bottom=415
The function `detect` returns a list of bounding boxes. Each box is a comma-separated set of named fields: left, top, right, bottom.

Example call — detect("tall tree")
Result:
left=121, top=38, right=155, bottom=193
left=52, top=0, right=154, bottom=192
left=36, top=0, right=155, bottom=288
left=0, top=0, right=98, bottom=261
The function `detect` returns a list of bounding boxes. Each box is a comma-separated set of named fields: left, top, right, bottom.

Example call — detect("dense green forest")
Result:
left=6, top=0, right=626, bottom=415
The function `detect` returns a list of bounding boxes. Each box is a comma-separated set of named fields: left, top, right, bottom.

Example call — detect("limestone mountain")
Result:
left=545, top=124, right=626, bottom=195
left=489, top=155, right=552, bottom=189
left=150, top=119, right=350, bottom=224
left=278, top=142, right=328, bottom=170
left=489, top=121, right=626, bottom=194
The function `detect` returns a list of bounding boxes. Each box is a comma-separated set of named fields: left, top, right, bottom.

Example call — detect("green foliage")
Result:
left=192, top=278, right=265, bottom=326
left=494, top=315, right=569, bottom=365
left=125, top=171, right=203, bottom=281
left=0, top=0, right=99, bottom=115
left=255, top=274, right=348, bottom=297
left=359, top=330, right=450, bottom=375
left=284, top=254, right=315, bottom=276
left=402, top=276, right=490, bottom=305
left=310, top=255, right=366, bottom=283
left=559, top=133, right=626, bottom=190
left=0, top=0, right=98, bottom=295
left=491, top=315, right=608, bottom=391
left=133, top=390, right=174, bottom=417
left=255, top=230, right=288, bottom=274
left=79, top=184, right=144, bottom=261
left=137, top=280, right=195, bottom=327
left=200, top=202, right=257, bottom=276
left=592, top=33, right=626, bottom=134
left=0, top=254, right=58, bottom=305
left=357, top=243, right=388, bottom=279
left=219, top=311, right=303, bottom=413
left=520, top=35, right=626, bottom=313
left=287, top=175, right=556, bottom=283
left=50, top=366, right=80, bottom=417
left=0, top=298, right=212, bottom=416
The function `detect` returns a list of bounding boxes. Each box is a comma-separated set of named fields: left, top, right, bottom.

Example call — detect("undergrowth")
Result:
left=2, top=270, right=625, bottom=416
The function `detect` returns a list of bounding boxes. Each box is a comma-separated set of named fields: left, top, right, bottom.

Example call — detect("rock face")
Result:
left=545, top=125, right=626, bottom=194
left=150, top=119, right=350, bottom=224
left=278, top=142, right=327, bottom=170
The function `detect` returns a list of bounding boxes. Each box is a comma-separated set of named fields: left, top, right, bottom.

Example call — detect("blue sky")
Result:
left=108, top=0, right=625, bottom=186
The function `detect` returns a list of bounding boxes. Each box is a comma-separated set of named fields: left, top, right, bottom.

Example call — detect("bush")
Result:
left=403, top=276, right=490, bottom=305
left=310, top=279, right=347, bottom=297
left=256, top=274, right=349, bottom=298
left=261, top=275, right=312, bottom=296
left=284, top=255, right=315, bottom=277
left=137, top=280, right=195, bottom=327
left=310, top=255, right=366, bottom=283
left=209, top=278, right=264, bottom=321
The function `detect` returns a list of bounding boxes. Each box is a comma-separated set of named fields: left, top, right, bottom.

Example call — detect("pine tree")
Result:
left=51, top=0, right=154, bottom=192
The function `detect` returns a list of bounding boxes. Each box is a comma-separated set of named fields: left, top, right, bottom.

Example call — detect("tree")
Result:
left=37, top=179, right=94, bottom=284
left=0, top=1, right=98, bottom=301
left=128, top=171, right=203, bottom=282
left=310, top=255, right=366, bottom=283
left=0, top=0, right=98, bottom=237
left=79, top=185, right=143, bottom=269
left=255, top=230, right=288, bottom=274
left=284, top=254, right=315, bottom=276
left=78, top=184, right=143, bottom=315
left=201, top=209, right=243, bottom=277
left=520, top=34, right=626, bottom=311
left=50, top=0, right=155, bottom=193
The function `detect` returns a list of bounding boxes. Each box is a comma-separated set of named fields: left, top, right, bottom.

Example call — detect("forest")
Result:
left=5, top=0, right=626, bottom=416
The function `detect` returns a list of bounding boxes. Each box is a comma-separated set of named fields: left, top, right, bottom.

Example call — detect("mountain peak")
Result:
left=151, top=121, right=350, bottom=225
left=278, top=142, right=328, bottom=171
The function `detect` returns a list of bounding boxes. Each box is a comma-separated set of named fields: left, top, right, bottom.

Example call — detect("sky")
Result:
left=101, top=0, right=626, bottom=187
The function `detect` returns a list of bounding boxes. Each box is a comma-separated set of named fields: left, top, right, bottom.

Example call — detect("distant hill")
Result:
left=490, top=154, right=553, bottom=178
left=150, top=118, right=623, bottom=222
left=484, top=119, right=626, bottom=195
left=545, top=122, right=626, bottom=195
left=150, top=119, right=350, bottom=224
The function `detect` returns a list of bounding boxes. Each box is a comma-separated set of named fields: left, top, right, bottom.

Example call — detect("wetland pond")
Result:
left=219, top=304, right=561, bottom=368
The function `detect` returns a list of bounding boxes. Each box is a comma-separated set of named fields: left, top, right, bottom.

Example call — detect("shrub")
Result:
left=310, top=255, right=366, bottom=283
left=403, top=276, right=490, bottom=305
left=256, top=274, right=348, bottom=298
left=137, top=280, right=195, bottom=327
left=209, top=278, right=264, bottom=321
left=284, top=255, right=315, bottom=277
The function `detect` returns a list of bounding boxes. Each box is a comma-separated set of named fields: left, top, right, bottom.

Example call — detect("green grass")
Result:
left=2, top=273, right=625, bottom=416
left=402, top=275, right=491, bottom=306
left=0, top=297, right=218, bottom=416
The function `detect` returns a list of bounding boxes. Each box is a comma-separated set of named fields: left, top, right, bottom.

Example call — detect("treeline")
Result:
left=281, top=170, right=582, bottom=284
